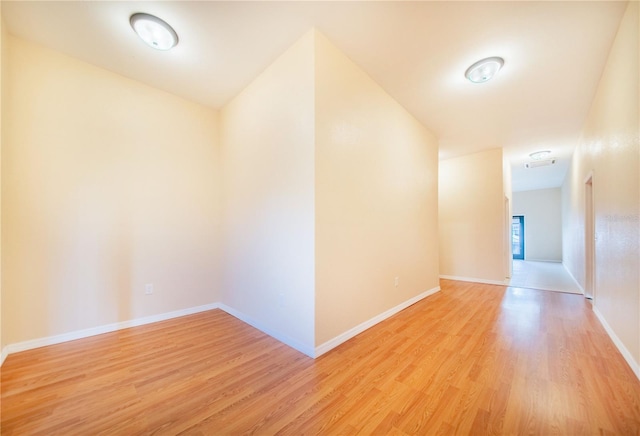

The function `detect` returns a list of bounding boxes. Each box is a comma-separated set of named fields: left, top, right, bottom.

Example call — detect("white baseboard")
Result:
left=314, top=286, right=441, bottom=357
left=593, top=306, right=640, bottom=381
left=439, top=275, right=508, bottom=286
left=563, top=264, right=585, bottom=294
left=217, top=304, right=315, bottom=358
left=0, top=292, right=442, bottom=365
left=1, top=302, right=221, bottom=364
left=0, top=286, right=449, bottom=365
left=523, top=259, right=562, bottom=263
left=1, top=346, right=8, bottom=366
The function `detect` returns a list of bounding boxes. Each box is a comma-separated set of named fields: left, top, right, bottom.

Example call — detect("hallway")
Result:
left=508, top=260, right=583, bottom=295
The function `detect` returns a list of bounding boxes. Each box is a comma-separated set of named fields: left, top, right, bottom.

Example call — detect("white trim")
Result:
left=314, top=286, right=441, bottom=357
left=506, top=284, right=582, bottom=295
left=593, top=306, right=640, bottom=380
left=524, top=259, right=563, bottom=263
left=1, top=303, right=220, bottom=362
left=1, top=347, right=8, bottom=366
left=217, top=304, right=315, bottom=358
left=563, top=263, right=585, bottom=295
left=439, top=275, right=508, bottom=286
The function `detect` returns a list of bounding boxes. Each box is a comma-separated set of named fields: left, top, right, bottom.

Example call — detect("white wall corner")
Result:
left=1, top=302, right=221, bottom=363
left=217, top=303, right=316, bottom=358
left=563, top=263, right=585, bottom=295
left=314, top=286, right=441, bottom=357
left=439, top=275, right=508, bottom=286
left=593, top=306, right=640, bottom=381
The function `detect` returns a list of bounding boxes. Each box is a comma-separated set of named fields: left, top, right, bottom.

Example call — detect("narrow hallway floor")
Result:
left=508, top=260, right=583, bottom=294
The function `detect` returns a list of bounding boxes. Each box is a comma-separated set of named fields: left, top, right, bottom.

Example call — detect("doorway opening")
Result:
left=505, top=197, right=512, bottom=279
left=585, top=174, right=595, bottom=300
left=512, top=215, right=525, bottom=260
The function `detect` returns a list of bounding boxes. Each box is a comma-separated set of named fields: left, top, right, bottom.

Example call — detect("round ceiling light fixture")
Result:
left=130, top=13, right=179, bottom=51
left=465, top=57, right=504, bottom=83
left=529, top=150, right=552, bottom=160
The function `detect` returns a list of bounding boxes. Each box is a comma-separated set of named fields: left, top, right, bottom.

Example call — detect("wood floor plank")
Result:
left=2, top=280, right=640, bottom=435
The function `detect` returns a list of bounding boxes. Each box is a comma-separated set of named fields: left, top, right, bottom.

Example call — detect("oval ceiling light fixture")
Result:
left=529, top=150, right=552, bottom=160
left=465, top=56, right=504, bottom=83
left=130, top=13, right=179, bottom=51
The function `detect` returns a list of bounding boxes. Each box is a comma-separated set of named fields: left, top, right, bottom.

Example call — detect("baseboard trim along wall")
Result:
left=1, top=286, right=441, bottom=365
left=439, top=275, right=508, bottom=286
left=0, top=302, right=221, bottom=365
left=217, top=303, right=316, bottom=358
left=524, top=259, right=562, bottom=263
left=314, top=286, right=441, bottom=357
left=593, top=306, right=640, bottom=381
left=1, top=347, right=8, bottom=366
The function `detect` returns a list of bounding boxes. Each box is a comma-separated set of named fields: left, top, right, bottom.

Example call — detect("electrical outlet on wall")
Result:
left=394, top=277, right=399, bottom=287
left=145, top=283, right=154, bottom=295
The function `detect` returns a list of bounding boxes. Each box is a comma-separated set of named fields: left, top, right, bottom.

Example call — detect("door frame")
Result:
left=512, top=215, right=525, bottom=260
left=584, top=172, right=595, bottom=300
left=505, top=197, right=512, bottom=278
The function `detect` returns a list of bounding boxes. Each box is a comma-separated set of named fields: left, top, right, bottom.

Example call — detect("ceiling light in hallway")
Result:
left=529, top=150, right=552, bottom=160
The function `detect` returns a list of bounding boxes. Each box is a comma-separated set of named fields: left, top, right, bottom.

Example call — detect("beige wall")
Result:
left=220, top=29, right=440, bottom=350
left=314, top=32, right=440, bottom=346
left=513, top=188, right=563, bottom=262
left=220, top=31, right=316, bottom=352
left=563, top=1, right=639, bottom=366
left=439, top=148, right=507, bottom=283
left=3, top=36, right=222, bottom=345
left=0, top=11, right=4, bottom=355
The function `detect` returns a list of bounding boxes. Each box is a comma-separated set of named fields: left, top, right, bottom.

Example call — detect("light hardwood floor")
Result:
left=2, top=280, right=640, bottom=435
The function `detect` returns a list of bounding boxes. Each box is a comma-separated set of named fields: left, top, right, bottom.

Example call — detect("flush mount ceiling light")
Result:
left=529, top=150, right=552, bottom=160
left=130, top=13, right=178, bottom=51
left=465, top=57, right=504, bottom=83
left=525, top=159, right=556, bottom=169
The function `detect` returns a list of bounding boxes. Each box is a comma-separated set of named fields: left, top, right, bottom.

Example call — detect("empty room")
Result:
left=1, top=1, right=639, bottom=434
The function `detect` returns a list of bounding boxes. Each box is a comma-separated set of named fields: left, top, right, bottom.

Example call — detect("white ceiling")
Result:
left=2, top=1, right=628, bottom=192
